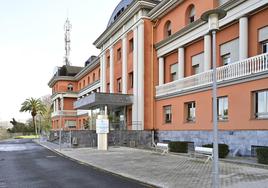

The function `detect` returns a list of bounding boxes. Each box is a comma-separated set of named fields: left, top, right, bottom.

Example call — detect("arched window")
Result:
left=93, top=73, right=95, bottom=82
left=187, top=5, right=195, bottom=24
left=67, top=83, right=73, bottom=91
left=164, top=21, right=172, bottom=38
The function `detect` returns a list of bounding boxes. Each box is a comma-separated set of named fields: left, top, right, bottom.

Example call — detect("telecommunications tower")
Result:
left=64, top=18, right=72, bottom=65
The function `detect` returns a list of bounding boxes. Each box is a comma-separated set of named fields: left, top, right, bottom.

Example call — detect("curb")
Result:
left=35, top=141, right=159, bottom=188
left=220, top=158, right=268, bottom=170
left=167, top=151, right=268, bottom=170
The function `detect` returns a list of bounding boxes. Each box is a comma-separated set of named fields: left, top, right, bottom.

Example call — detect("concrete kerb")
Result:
left=220, top=158, right=268, bottom=170
left=34, top=140, right=159, bottom=188
left=36, top=139, right=268, bottom=169
left=167, top=150, right=268, bottom=170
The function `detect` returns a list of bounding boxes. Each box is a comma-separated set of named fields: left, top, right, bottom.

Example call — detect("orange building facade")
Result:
left=49, top=0, right=268, bottom=156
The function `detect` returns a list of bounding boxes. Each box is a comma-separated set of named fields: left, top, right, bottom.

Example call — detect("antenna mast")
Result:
left=64, top=18, right=72, bottom=66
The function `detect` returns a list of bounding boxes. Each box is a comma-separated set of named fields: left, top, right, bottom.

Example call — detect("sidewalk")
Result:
left=38, top=140, right=268, bottom=188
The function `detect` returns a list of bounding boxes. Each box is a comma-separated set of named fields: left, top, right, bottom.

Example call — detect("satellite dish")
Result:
left=53, top=66, right=59, bottom=76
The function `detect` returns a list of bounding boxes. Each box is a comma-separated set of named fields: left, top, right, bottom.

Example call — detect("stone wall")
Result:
left=108, top=130, right=153, bottom=148
left=49, top=130, right=97, bottom=147
left=49, top=130, right=153, bottom=149
left=157, top=130, right=268, bottom=156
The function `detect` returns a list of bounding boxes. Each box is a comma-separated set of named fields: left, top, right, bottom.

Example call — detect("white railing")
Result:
left=51, top=110, right=77, bottom=117
left=156, top=53, right=268, bottom=97
left=77, top=110, right=89, bottom=116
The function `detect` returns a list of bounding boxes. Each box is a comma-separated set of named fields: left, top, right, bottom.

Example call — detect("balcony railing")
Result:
left=156, top=53, right=268, bottom=98
left=51, top=110, right=77, bottom=117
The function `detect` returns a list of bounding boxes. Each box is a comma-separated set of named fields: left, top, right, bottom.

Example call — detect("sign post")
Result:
left=96, top=115, right=109, bottom=151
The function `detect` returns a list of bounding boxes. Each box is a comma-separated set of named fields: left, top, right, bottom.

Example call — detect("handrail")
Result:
left=156, top=53, right=268, bottom=97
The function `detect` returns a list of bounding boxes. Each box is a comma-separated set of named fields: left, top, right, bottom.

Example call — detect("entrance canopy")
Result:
left=74, top=92, right=133, bottom=110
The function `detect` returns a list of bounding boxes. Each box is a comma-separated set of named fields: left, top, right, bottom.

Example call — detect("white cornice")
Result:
left=148, top=0, right=184, bottom=20
left=75, top=59, right=100, bottom=80
left=156, top=0, right=267, bottom=57
left=48, top=59, right=100, bottom=88
left=99, top=18, right=145, bottom=57
left=93, top=1, right=157, bottom=49
left=48, top=76, right=76, bottom=87
left=52, top=92, right=78, bottom=101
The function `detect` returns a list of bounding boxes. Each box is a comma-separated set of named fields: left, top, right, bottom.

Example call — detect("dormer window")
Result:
left=67, top=84, right=73, bottom=91
left=188, top=5, right=195, bottom=23
left=164, top=21, right=172, bottom=38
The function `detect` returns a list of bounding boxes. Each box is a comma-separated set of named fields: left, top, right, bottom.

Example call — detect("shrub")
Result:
left=202, top=143, right=229, bottom=158
left=256, top=147, right=268, bottom=165
left=169, top=141, right=188, bottom=153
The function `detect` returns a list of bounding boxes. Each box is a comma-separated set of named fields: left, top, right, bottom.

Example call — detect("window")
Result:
left=217, top=97, right=228, bottom=120
left=163, top=105, right=172, bottom=123
left=117, top=78, right=122, bottom=93
left=171, top=72, right=177, bottom=81
left=259, top=26, right=268, bottom=53
left=65, top=120, right=76, bottom=129
left=164, top=21, right=172, bottom=38
left=220, top=39, right=239, bottom=63
left=93, top=73, right=95, bottom=82
left=98, top=69, right=100, bottom=79
left=189, top=6, right=195, bottom=23
left=129, top=38, right=133, bottom=53
left=170, top=64, right=177, bottom=81
left=262, top=41, right=268, bottom=53
left=83, top=80, right=85, bottom=87
left=186, top=5, right=195, bottom=24
left=88, top=76, right=90, bottom=84
left=79, top=83, right=81, bottom=90
left=107, top=56, right=110, bottom=67
left=107, top=83, right=110, bottom=93
left=67, top=84, right=73, bottom=91
left=186, top=102, right=196, bottom=122
left=192, top=53, right=204, bottom=74
left=193, top=64, right=200, bottom=74
left=255, top=90, right=268, bottom=119
left=128, top=72, right=133, bottom=89
left=222, top=54, right=231, bottom=65
left=117, top=48, right=121, bottom=61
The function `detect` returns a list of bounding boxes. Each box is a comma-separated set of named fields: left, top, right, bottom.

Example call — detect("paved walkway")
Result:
left=38, top=141, right=268, bottom=188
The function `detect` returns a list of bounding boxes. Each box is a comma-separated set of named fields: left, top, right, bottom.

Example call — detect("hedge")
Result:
left=169, top=141, right=188, bottom=153
left=202, top=143, right=229, bottom=158
left=256, top=147, right=268, bottom=165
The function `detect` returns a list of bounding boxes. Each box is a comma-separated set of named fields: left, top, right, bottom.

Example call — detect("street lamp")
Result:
left=59, top=110, right=62, bottom=151
left=201, top=9, right=226, bottom=188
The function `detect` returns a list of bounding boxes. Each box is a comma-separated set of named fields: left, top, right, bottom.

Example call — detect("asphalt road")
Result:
left=0, top=139, right=152, bottom=188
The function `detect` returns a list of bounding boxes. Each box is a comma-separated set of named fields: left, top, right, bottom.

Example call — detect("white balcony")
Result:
left=156, top=53, right=268, bottom=98
left=51, top=110, right=77, bottom=118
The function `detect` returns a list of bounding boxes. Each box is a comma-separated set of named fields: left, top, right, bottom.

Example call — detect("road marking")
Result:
left=46, top=155, right=57, bottom=158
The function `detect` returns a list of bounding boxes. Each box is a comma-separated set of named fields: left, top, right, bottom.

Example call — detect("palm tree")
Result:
left=20, top=98, right=46, bottom=136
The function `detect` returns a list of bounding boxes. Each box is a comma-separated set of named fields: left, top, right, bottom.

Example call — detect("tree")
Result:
left=7, top=118, right=34, bottom=133
left=40, top=95, right=53, bottom=132
left=20, top=98, right=46, bottom=135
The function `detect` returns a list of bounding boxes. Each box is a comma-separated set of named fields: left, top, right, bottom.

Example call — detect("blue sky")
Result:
left=0, top=0, right=121, bottom=122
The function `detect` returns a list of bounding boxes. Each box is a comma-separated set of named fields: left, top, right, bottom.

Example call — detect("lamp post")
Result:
left=201, top=9, right=226, bottom=188
left=59, top=110, right=62, bottom=151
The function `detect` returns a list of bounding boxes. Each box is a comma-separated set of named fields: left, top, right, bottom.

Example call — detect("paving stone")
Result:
left=40, top=141, right=268, bottom=188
